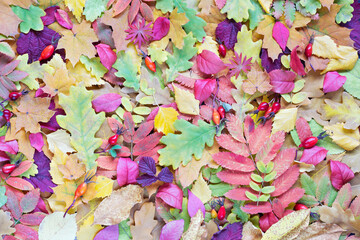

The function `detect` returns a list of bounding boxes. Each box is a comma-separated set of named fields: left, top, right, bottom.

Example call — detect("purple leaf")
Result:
left=152, top=17, right=170, bottom=41
left=215, top=19, right=242, bottom=50
left=160, top=219, right=184, bottom=240
left=136, top=174, right=158, bottom=187
left=261, top=49, right=282, bottom=73
left=94, top=225, right=119, bottom=240
left=187, top=190, right=205, bottom=218
left=196, top=50, right=226, bottom=75
left=290, top=46, right=306, bottom=76
left=26, top=151, right=56, bottom=193
left=211, top=222, right=243, bottom=240
left=138, top=156, right=156, bottom=176
left=330, top=160, right=354, bottom=190
left=92, top=20, right=115, bottom=49
left=272, top=21, right=289, bottom=51
left=92, top=93, right=122, bottom=112
left=29, top=133, right=44, bottom=152
left=125, top=18, right=153, bottom=48
left=158, top=167, right=173, bottom=183
left=54, top=9, right=73, bottom=30
left=299, top=146, right=328, bottom=166
left=156, top=183, right=183, bottom=209
left=17, top=27, right=61, bottom=63
left=194, top=78, right=216, bottom=103
left=40, top=108, right=65, bottom=131
left=323, top=71, right=346, bottom=93
left=41, top=6, right=59, bottom=26
left=117, top=157, right=139, bottom=187
left=96, top=43, right=117, bottom=70
left=269, top=69, right=296, bottom=93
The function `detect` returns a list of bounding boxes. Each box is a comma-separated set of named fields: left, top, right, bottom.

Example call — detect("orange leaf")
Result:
left=6, top=177, right=34, bottom=191
left=242, top=62, right=272, bottom=95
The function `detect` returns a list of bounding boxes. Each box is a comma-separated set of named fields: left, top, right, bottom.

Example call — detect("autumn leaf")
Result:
left=42, top=68, right=76, bottom=96
left=242, top=62, right=272, bottom=94
left=174, top=85, right=200, bottom=116
left=154, top=107, right=179, bottom=135
left=130, top=202, right=158, bottom=240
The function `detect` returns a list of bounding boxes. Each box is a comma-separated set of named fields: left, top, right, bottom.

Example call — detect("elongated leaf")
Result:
left=300, top=173, right=317, bottom=197
left=215, top=134, right=250, bottom=156
left=213, top=152, right=255, bottom=172
left=271, top=165, right=299, bottom=196
left=196, top=50, right=226, bottom=75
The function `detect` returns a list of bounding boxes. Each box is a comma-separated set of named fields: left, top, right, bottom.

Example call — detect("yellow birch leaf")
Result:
left=324, top=123, right=360, bottom=151
left=174, top=85, right=200, bottom=115
left=154, top=107, right=179, bottom=135
left=64, top=0, right=85, bottom=22
left=312, top=35, right=343, bottom=59
left=191, top=174, right=212, bottom=203
left=272, top=108, right=298, bottom=134
left=94, top=176, right=114, bottom=198
left=235, top=25, right=262, bottom=63
left=322, top=45, right=358, bottom=74
left=77, top=215, right=103, bottom=240
left=262, top=209, right=310, bottom=240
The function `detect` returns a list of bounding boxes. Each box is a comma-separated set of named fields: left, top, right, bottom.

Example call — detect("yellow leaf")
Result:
left=235, top=25, right=262, bottom=63
left=67, top=61, right=105, bottom=87
left=148, top=40, right=169, bottom=64
left=313, top=35, right=343, bottom=59
left=154, top=107, right=179, bottom=135
left=196, top=36, right=219, bottom=56
left=191, top=174, right=212, bottom=203
left=94, top=176, right=114, bottom=198
left=324, top=123, right=360, bottom=151
left=65, top=0, right=85, bottom=22
left=322, top=45, right=358, bottom=74
left=77, top=215, right=103, bottom=240
left=167, top=8, right=189, bottom=49
left=262, top=209, right=310, bottom=240
left=43, top=68, right=76, bottom=96
left=259, top=0, right=273, bottom=13
left=126, top=43, right=142, bottom=74
left=44, top=54, right=67, bottom=73
left=174, top=85, right=200, bottom=115
left=47, top=129, right=76, bottom=154
left=58, top=155, right=86, bottom=181
left=272, top=108, right=298, bottom=134
left=256, top=15, right=280, bottom=60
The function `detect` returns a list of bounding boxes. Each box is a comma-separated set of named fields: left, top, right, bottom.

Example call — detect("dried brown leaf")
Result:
left=130, top=202, right=157, bottom=240
left=182, top=210, right=207, bottom=240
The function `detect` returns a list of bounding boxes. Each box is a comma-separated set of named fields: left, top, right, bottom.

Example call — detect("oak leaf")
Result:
left=130, top=202, right=158, bottom=240
left=181, top=210, right=207, bottom=240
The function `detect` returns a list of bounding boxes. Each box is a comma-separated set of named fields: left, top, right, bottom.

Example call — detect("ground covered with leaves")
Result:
left=0, top=0, right=360, bottom=239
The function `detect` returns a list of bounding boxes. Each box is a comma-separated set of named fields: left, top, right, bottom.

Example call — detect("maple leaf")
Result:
left=226, top=52, right=252, bottom=79
left=242, top=62, right=272, bottom=94
left=64, top=0, right=85, bottom=22
left=57, top=21, right=98, bottom=66
left=125, top=18, right=153, bottom=48
left=0, top=59, right=28, bottom=98
left=42, top=68, right=76, bottom=96
left=234, top=25, right=262, bottom=63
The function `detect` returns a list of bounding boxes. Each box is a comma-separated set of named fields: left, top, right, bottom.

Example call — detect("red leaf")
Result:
left=123, top=112, right=135, bottom=142
left=54, top=9, right=73, bottom=30
left=29, top=133, right=44, bottom=152
left=241, top=202, right=272, bottom=214
left=323, top=71, right=346, bottom=93
left=6, top=177, right=34, bottom=191
left=259, top=212, right=278, bottom=232
left=244, top=115, right=254, bottom=141
left=226, top=114, right=246, bottom=143
left=92, top=93, right=122, bottom=113
left=128, top=0, right=140, bottom=24
left=156, top=183, right=183, bottom=209
left=212, top=152, right=255, bottom=172
left=132, top=132, right=162, bottom=155
left=300, top=146, right=328, bottom=166
left=96, top=43, right=117, bottom=70
left=14, top=224, right=38, bottom=240
left=160, top=219, right=185, bottom=240
left=113, top=0, right=131, bottom=16
left=217, top=170, right=251, bottom=185
left=248, top=120, right=272, bottom=154
left=271, top=165, right=299, bottom=197
left=187, top=190, right=205, bottom=218
left=196, top=50, right=226, bottom=75
left=19, top=212, right=46, bottom=226
left=277, top=187, right=305, bottom=207
left=215, top=134, right=249, bottom=156
left=272, top=198, right=284, bottom=218
left=225, top=187, right=253, bottom=201
left=133, top=120, right=154, bottom=143
left=272, top=22, right=289, bottom=51
left=97, top=156, right=117, bottom=170
left=6, top=189, right=22, bottom=219
left=116, top=157, right=139, bottom=187
left=269, top=69, right=296, bottom=94
left=330, top=160, right=354, bottom=190
left=255, top=131, right=285, bottom=164
left=108, top=117, right=124, bottom=134
left=290, top=46, right=306, bottom=76
left=295, top=117, right=313, bottom=143
left=217, top=75, right=236, bottom=104
left=152, top=17, right=170, bottom=41
left=0, top=136, right=18, bottom=154
left=20, top=189, right=40, bottom=213
left=194, top=78, right=216, bottom=103
left=139, top=2, right=153, bottom=22
left=272, top=148, right=296, bottom=178
left=10, top=161, right=33, bottom=177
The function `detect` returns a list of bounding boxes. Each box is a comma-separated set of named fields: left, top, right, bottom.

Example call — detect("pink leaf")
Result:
left=272, top=22, right=289, bottom=51
left=212, top=152, right=255, bottom=172
left=350, top=196, right=360, bottom=216
left=10, top=161, right=33, bottom=177
left=152, top=17, right=170, bottom=41
left=259, top=212, right=279, bottom=232
left=255, top=131, right=285, bottom=164
left=290, top=46, right=306, bottom=76
left=196, top=50, right=226, bottom=75
left=300, top=146, right=328, bottom=166
left=132, top=132, right=162, bottom=155
left=139, top=2, right=153, bottom=22
left=92, top=93, right=122, bottom=112
left=271, top=165, right=299, bottom=197
left=29, top=133, right=44, bottom=152
left=97, top=156, right=117, bottom=171
left=295, top=117, right=313, bottom=143
left=241, top=202, right=272, bottom=214
left=217, top=170, right=251, bottom=185
left=323, top=71, right=346, bottom=93
left=187, top=190, right=205, bottom=218
left=226, top=114, right=246, bottom=143
left=215, top=0, right=226, bottom=9
left=194, top=78, right=216, bottom=103
left=133, top=121, right=154, bottom=143
left=160, top=219, right=184, bottom=240
left=6, top=177, right=34, bottom=191
left=225, top=187, right=253, bottom=201
left=116, top=157, right=139, bottom=187
left=20, top=189, right=40, bottom=213
left=19, top=212, right=46, bottom=226
left=217, top=75, right=236, bottom=104
left=269, top=69, right=296, bottom=94
left=244, top=115, right=254, bottom=141
left=0, top=136, right=18, bottom=154
left=330, top=160, right=354, bottom=190
left=0, top=151, right=10, bottom=162
left=54, top=9, right=73, bottom=29
left=272, top=148, right=296, bottom=178
left=156, top=183, right=183, bottom=209
left=215, top=134, right=249, bottom=156
left=272, top=199, right=284, bottom=218
left=248, top=120, right=272, bottom=154
left=113, top=0, right=131, bottom=16
left=14, top=224, right=38, bottom=240
left=96, top=44, right=117, bottom=70
left=277, top=187, right=305, bottom=207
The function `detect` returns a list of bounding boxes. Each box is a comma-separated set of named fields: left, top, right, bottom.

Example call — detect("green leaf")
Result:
left=133, top=107, right=151, bottom=115
left=231, top=201, right=249, bottom=222
left=299, top=195, right=319, bottom=206
left=335, top=0, right=354, bottom=24
left=258, top=194, right=270, bottom=202
left=80, top=55, right=108, bottom=81
left=109, top=145, right=122, bottom=158
left=300, top=173, right=317, bottom=197
left=83, top=0, right=107, bottom=22
left=325, top=185, right=338, bottom=207
left=261, top=186, right=275, bottom=194
left=166, top=33, right=198, bottom=83
left=118, top=219, right=132, bottom=240
left=158, top=119, right=216, bottom=169
left=0, top=186, right=7, bottom=208
left=249, top=181, right=261, bottom=191
left=156, top=0, right=175, bottom=13
left=284, top=0, right=296, bottom=25
left=0, top=42, right=15, bottom=58
left=265, top=162, right=274, bottom=173
left=209, top=183, right=234, bottom=197
left=316, top=175, right=330, bottom=202
left=299, top=0, right=321, bottom=15
left=256, top=161, right=267, bottom=173
left=334, top=184, right=352, bottom=209
left=340, top=59, right=360, bottom=99
left=251, top=173, right=263, bottom=182
left=221, top=0, right=255, bottom=22
left=170, top=197, right=191, bottom=231
left=113, top=51, right=140, bottom=90
left=245, top=191, right=258, bottom=202
left=263, top=171, right=276, bottom=182
left=57, top=85, right=105, bottom=171
left=11, top=5, right=45, bottom=33
left=18, top=162, right=38, bottom=178
left=248, top=0, right=264, bottom=29
left=148, top=44, right=169, bottom=64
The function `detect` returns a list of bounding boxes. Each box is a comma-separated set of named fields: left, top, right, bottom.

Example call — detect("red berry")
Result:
left=218, top=106, right=225, bottom=119
left=39, top=45, right=55, bottom=61
left=3, top=109, right=12, bottom=122
left=294, top=203, right=308, bottom=210
left=218, top=44, right=226, bottom=58
left=272, top=102, right=281, bottom=114
left=145, top=56, right=156, bottom=72
left=9, top=92, right=22, bottom=101
left=212, top=108, right=221, bottom=125
left=108, top=134, right=119, bottom=145
left=299, top=136, right=318, bottom=149
left=2, top=163, right=16, bottom=174
left=263, top=105, right=273, bottom=118
left=258, top=102, right=269, bottom=112
left=217, top=205, right=226, bottom=220
left=305, top=43, right=312, bottom=58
